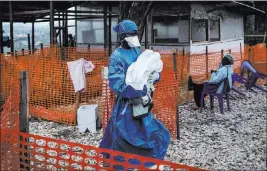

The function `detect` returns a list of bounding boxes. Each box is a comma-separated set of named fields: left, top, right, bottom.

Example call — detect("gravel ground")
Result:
left=30, top=86, right=267, bottom=171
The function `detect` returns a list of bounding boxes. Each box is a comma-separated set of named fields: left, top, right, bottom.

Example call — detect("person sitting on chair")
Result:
left=188, top=54, right=234, bottom=107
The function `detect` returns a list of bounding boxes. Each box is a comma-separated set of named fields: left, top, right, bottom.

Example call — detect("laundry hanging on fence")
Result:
left=125, top=49, right=163, bottom=90
left=67, top=58, right=95, bottom=92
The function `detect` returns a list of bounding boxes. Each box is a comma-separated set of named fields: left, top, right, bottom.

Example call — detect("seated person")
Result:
left=188, top=54, right=234, bottom=107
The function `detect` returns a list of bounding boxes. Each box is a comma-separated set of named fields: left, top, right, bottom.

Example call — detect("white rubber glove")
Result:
left=148, top=72, right=160, bottom=83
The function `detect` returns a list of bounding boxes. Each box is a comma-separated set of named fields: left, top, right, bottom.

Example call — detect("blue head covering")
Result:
left=113, top=20, right=138, bottom=35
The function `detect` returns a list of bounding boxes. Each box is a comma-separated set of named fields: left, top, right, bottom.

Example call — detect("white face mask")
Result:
left=125, top=36, right=141, bottom=47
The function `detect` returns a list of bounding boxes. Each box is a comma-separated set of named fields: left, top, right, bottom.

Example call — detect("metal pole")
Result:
left=9, top=1, right=14, bottom=54
left=32, top=19, right=35, bottom=53
left=108, top=5, right=112, bottom=56
left=50, top=1, right=54, bottom=45
left=104, top=5, right=107, bottom=49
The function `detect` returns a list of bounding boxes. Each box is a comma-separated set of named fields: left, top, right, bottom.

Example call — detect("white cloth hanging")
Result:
left=125, top=49, right=163, bottom=90
left=67, top=58, right=95, bottom=92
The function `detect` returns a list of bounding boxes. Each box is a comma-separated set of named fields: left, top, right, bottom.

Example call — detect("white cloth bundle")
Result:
left=125, top=49, right=163, bottom=90
left=67, top=58, right=95, bottom=92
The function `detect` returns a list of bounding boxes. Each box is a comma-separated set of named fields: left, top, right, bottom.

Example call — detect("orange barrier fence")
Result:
left=1, top=47, right=109, bottom=125
left=247, top=43, right=267, bottom=74
left=1, top=86, right=207, bottom=171
left=1, top=44, right=266, bottom=138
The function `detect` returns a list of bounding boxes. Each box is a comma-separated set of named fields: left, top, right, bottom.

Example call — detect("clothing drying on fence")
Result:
left=99, top=20, right=171, bottom=162
left=67, top=58, right=95, bottom=92
left=188, top=54, right=234, bottom=107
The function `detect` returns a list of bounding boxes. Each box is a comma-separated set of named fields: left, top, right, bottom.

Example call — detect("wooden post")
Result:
left=75, top=91, right=80, bottom=124
left=65, top=11, right=68, bottom=47
left=9, top=1, right=14, bottom=54
left=0, top=2, right=3, bottom=54
left=58, top=12, right=62, bottom=47
left=251, top=48, right=254, bottom=65
left=172, top=52, right=180, bottom=139
left=182, top=47, right=185, bottom=81
left=205, top=46, right=208, bottom=79
left=240, top=43, right=243, bottom=65
left=145, top=15, right=148, bottom=49
left=32, top=20, right=35, bottom=53
left=221, top=49, right=224, bottom=60
left=229, top=49, right=231, bottom=54
left=207, top=20, right=210, bottom=42
left=40, top=43, right=44, bottom=60
left=75, top=5, right=77, bottom=47
left=173, top=53, right=178, bottom=81
left=248, top=48, right=251, bottom=62
left=22, top=49, right=24, bottom=56
left=108, top=5, right=112, bottom=56
left=248, top=48, right=251, bottom=78
left=104, top=5, right=107, bottom=49
left=186, top=48, right=191, bottom=103
left=19, top=71, right=29, bottom=170
left=27, top=34, right=31, bottom=54
left=50, top=1, right=55, bottom=45
left=20, top=71, right=29, bottom=132
left=176, top=101, right=180, bottom=140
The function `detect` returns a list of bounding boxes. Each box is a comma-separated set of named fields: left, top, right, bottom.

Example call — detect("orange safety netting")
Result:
left=246, top=43, right=267, bottom=74
left=0, top=86, right=207, bottom=171
left=1, top=44, right=266, bottom=139
left=1, top=47, right=109, bottom=125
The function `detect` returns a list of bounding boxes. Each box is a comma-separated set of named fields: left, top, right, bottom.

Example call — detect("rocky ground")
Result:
left=30, top=86, right=266, bottom=171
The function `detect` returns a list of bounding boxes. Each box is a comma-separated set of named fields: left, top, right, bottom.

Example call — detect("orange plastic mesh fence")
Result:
left=1, top=47, right=109, bottom=125
left=1, top=44, right=266, bottom=137
left=1, top=82, right=20, bottom=171
left=0, top=87, right=207, bottom=171
left=248, top=43, right=266, bottom=74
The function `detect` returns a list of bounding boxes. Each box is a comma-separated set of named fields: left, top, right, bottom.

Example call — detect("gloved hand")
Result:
left=128, top=98, right=143, bottom=105
left=142, top=95, right=150, bottom=106
left=148, top=72, right=160, bottom=83
left=211, top=69, right=217, bottom=74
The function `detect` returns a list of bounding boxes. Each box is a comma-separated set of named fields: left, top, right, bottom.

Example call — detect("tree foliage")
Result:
left=119, top=1, right=153, bottom=42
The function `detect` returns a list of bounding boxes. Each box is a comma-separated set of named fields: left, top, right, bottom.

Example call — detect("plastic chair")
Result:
left=236, top=60, right=266, bottom=92
left=200, top=78, right=230, bottom=114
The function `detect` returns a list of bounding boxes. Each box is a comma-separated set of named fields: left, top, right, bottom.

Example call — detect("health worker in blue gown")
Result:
left=99, top=20, right=171, bottom=162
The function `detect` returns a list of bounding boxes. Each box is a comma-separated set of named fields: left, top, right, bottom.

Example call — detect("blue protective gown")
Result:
left=99, top=46, right=171, bottom=160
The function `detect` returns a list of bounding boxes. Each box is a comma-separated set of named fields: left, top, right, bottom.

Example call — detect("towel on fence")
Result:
left=125, top=49, right=163, bottom=90
left=67, top=58, right=95, bottom=92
